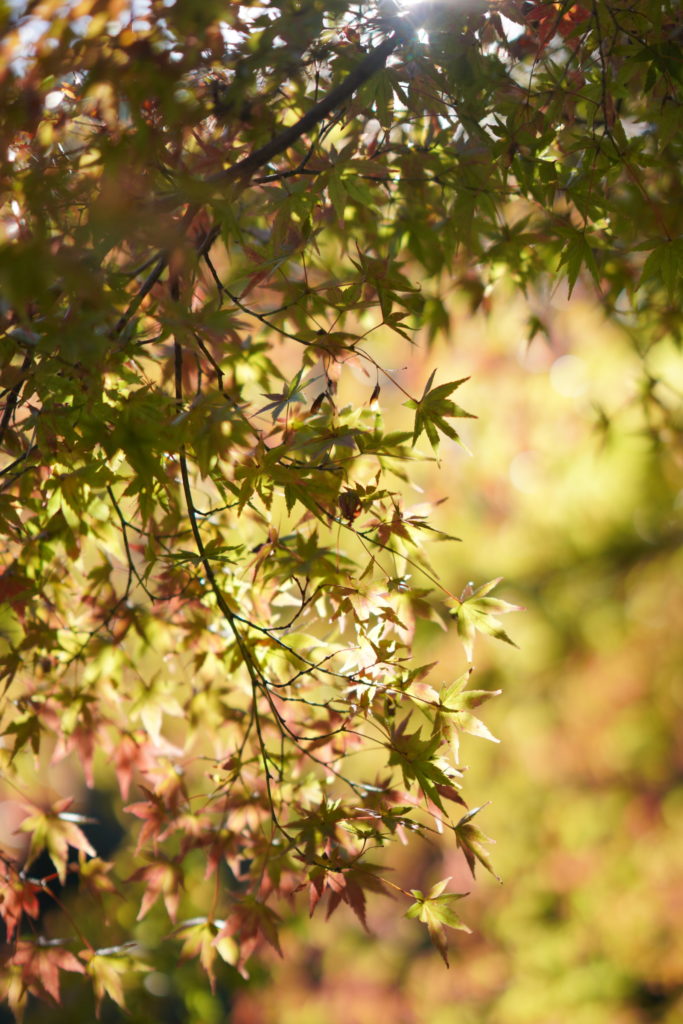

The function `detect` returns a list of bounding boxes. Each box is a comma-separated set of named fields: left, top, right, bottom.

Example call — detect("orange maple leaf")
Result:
left=11, top=940, right=84, bottom=1004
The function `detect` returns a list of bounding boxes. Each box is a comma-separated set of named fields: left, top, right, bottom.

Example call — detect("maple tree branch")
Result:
left=174, top=342, right=253, bottom=668
left=171, top=335, right=379, bottom=809
left=208, top=34, right=401, bottom=187
left=114, top=253, right=168, bottom=336
left=116, top=30, right=403, bottom=338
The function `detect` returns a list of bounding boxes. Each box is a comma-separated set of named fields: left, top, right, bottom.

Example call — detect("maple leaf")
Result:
left=386, top=716, right=452, bottom=809
left=405, top=877, right=471, bottom=967
left=171, top=811, right=216, bottom=856
left=127, top=857, right=183, bottom=922
left=124, top=775, right=186, bottom=852
left=75, top=853, right=119, bottom=903
left=174, top=917, right=238, bottom=992
left=435, top=668, right=502, bottom=760
left=433, top=782, right=468, bottom=809
left=195, top=826, right=238, bottom=880
left=258, top=368, right=308, bottom=421
left=0, top=864, right=41, bottom=941
left=305, top=861, right=387, bottom=931
left=447, top=578, right=522, bottom=662
left=104, top=732, right=157, bottom=800
left=0, top=956, right=26, bottom=1021
left=404, top=372, right=475, bottom=453
left=454, top=805, right=501, bottom=881
left=50, top=724, right=97, bottom=788
left=524, top=1, right=590, bottom=52
left=80, top=946, right=143, bottom=1016
left=129, top=680, right=184, bottom=744
left=123, top=792, right=167, bottom=853
left=4, top=710, right=41, bottom=762
left=306, top=865, right=327, bottom=917
left=215, top=896, right=283, bottom=973
left=19, top=798, right=96, bottom=885
left=42, top=695, right=101, bottom=788
left=11, top=939, right=84, bottom=1004
left=0, top=603, right=25, bottom=657
left=326, top=869, right=367, bottom=927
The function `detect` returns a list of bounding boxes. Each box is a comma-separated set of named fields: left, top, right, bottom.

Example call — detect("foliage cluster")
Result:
left=0, top=0, right=681, bottom=1016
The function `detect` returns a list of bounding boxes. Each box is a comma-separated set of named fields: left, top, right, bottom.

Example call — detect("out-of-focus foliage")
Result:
left=0, top=0, right=682, bottom=1018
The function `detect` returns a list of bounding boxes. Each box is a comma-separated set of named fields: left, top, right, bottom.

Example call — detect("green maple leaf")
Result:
left=453, top=805, right=501, bottom=881
left=258, top=368, right=308, bottom=421
left=436, top=669, right=502, bottom=760
left=81, top=945, right=148, bottom=1015
left=447, top=578, right=523, bottom=662
left=404, top=372, right=475, bottom=453
left=173, top=918, right=238, bottom=993
left=439, top=669, right=502, bottom=714
left=0, top=603, right=25, bottom=654
left=20, top=798, right=96, bottom=885
left=386, top=717, right=452, bottom=808
left=405, top=877, right=471, bottom=966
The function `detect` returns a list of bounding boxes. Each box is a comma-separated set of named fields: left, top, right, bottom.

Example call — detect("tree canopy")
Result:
left=0, top=0, right=681, bottom=1017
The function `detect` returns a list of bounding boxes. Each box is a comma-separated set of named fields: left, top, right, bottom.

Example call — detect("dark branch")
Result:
left=210, top=34, right=400, bottom=187
left=116, top=30, right=403, bottom=337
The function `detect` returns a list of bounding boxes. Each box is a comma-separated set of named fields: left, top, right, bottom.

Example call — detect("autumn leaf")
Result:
left=0, top=957, right=27, bottom=1022
left=80, top=945, right=146, bottom=1016
left=19, top=798, right=96, bottom=884
left=386, top=716, right=454, bottom=809
left=127, top=857, right=183, bottom=922
left=76, top=854, right=120, bottom=903
left=405, top=878, right=471, bottom=966
left=404, top=373, right=475, bottom=453
left=434, top=668, right=502, bottom=760
left=0, top=603, right=25, bottom=657
left=0, top=865, right=42, bottom=942
left=304, top=862, right=387, bottom=931
left=11, top=939, right=84, bottom=1004
left=124, top=777, right=186, bottom=853
left=214, top=896, right=283, bottom=968
left=4, top=709, right=41, bottom=762
left=453, top=805, right=501, bottom=881
left=438, top=670, right=502, bottom=714
left=447, top=578, right=522, bottom=662
left=258, top=368, right=308, bottom=421
left=174, top=917, right=238, bottom=992
left=128, top=680, right=184, bottom=744
left=106, top=732, right=158, bottom=801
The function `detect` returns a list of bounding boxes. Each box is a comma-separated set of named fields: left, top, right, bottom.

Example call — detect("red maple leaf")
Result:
left=215, top=895, right=282, bottom=972
left=524, top=2, right=590, bottom=53
left=107, top=733, right=156, bottom=800
left=0, top=863, right=42, bottom=941
left=11, top=940, right=84, bottom=1004
left=122, top=793, right=166, bottom=853
left=127, top=858, right=183, bottom=922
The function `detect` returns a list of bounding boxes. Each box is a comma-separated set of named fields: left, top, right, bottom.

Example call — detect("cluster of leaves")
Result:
left=0, top=0, right=681, bottom=1016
